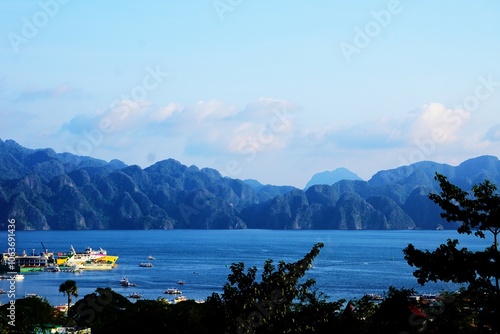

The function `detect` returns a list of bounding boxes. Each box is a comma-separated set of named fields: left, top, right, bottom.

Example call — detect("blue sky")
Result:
left=1, top=1, right=500, bottom=187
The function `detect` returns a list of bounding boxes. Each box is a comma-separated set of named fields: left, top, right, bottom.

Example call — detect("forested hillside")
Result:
left=1, top=139, right=499, bottom=230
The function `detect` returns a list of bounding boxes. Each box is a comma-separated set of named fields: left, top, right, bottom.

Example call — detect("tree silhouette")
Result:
left=59, top=279, right=79, bottom=317
left=211, top=242, right=337, bottom=333
left=403, top=172, right=500, bottom=331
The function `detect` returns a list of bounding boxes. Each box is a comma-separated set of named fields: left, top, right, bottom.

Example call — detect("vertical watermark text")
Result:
left=6, top=218, right=17, bottom=327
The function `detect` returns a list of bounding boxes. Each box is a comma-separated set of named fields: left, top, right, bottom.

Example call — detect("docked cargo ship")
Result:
left=1, top=250, right=55, bottom=272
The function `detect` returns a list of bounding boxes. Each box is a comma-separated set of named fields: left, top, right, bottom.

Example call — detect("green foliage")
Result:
left=0, top=297, right=65, bottom=333
left=429, top=173, right=500, bottom=242
left=71, top=288, right=223, bottom=334
left=211, top=242, right=347, bottom=333
left=72, top=287, right=134, bottom=333
left=404, top=173, right=500, bottom=292
left=404, top=172, right=500, bottom=332
left=59, top=279, right=78, bottom=317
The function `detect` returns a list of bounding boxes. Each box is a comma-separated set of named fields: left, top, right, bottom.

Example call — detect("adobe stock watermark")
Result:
left=339, top=0, right=402, bottom=64
left=179, top=192, right=210, bottom=228
left=399, top=74, right=500, bottom=166
left=7, top=0, right=70, bottom=54
left=225, top=106, right=295, bottom=178
left=5, top=218, right=17, bottom=327
left=65, top=65, right=168, bottom=157
left=213, top=0, right=243, bottom=21
left=75, top=288, right=113, bottom=324
left=400, top=293, right=456, bottom=334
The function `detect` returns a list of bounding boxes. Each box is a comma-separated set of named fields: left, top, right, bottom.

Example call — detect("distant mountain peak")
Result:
left=305, top=167, right=362, bottom=189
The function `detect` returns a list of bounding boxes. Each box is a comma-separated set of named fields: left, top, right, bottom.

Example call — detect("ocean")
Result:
left=0, top=229, right=491, bottom=307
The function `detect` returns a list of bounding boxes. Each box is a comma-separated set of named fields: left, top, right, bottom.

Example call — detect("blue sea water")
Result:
left=0, top=229, right=492, bottom=307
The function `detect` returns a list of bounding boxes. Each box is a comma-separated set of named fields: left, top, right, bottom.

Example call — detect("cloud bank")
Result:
left=50, top=98, right=499, bottom=186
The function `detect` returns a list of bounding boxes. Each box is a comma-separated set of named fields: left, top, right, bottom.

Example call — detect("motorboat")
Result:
left=129, top=293, right=141, bottom=299
left=139, top=262, right=153, bottom=268
left=120, top=277, right=137, bottom=287
left=164, top=288, right=182, bottom=294
left=147, top=255, right=155, bottom=260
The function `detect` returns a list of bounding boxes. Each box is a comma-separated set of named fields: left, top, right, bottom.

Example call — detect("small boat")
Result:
left=139, top=262, right=153, bottom=268
left=44, top=265, right=60, bottom=272
left=164, top=288, right=182, bottom=294
left=364, top=293, right=383, bottom=301
left=177, top=280, right=185, bottom=285
left=147, top=255, right=155, bottom=260
left=174, top=296, right=187, bottom=303
left=25, top=292, right=39, bottom=298
left=120, top=277, right=137, bottom=287
left=129, top=293, right=141, bottom=299
left=11, top=274, right=24, bottom=280
left=0, top=289, right=6, bottom=294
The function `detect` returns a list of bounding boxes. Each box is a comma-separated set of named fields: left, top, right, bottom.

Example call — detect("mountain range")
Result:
left=304, top=168, right=363, bottom=189
left=1, top=138, right=499, bottom=231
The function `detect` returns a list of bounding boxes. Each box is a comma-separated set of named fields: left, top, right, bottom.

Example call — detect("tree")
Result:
left=209, top=242, right=344, bottom=333
left=403, top=173, right=500, bottom=331
left=430, top=173, right=500, bottom=253
left=404, top=173, right=499, bottom=291
left=59, top=279, right=79, bottom=317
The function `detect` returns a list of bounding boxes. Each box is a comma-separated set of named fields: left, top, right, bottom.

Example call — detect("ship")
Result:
left=77, top=261, right=114, bottom=271
left=56, top=246, right=118, bottom=266
left=1, top=246, right=56, bottom=272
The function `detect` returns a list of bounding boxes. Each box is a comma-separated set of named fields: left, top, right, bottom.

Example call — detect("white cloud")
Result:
left=186, top=100, right=238, bottom=122
left=57, top=98, right=299, bottom=160
left=184, top=98, right=298, bottom=156
left=299, top=102, right=470, bottom=151
left=403, top=103, right=469, bottom=144
left=150, top=103, right=183, bottom=122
